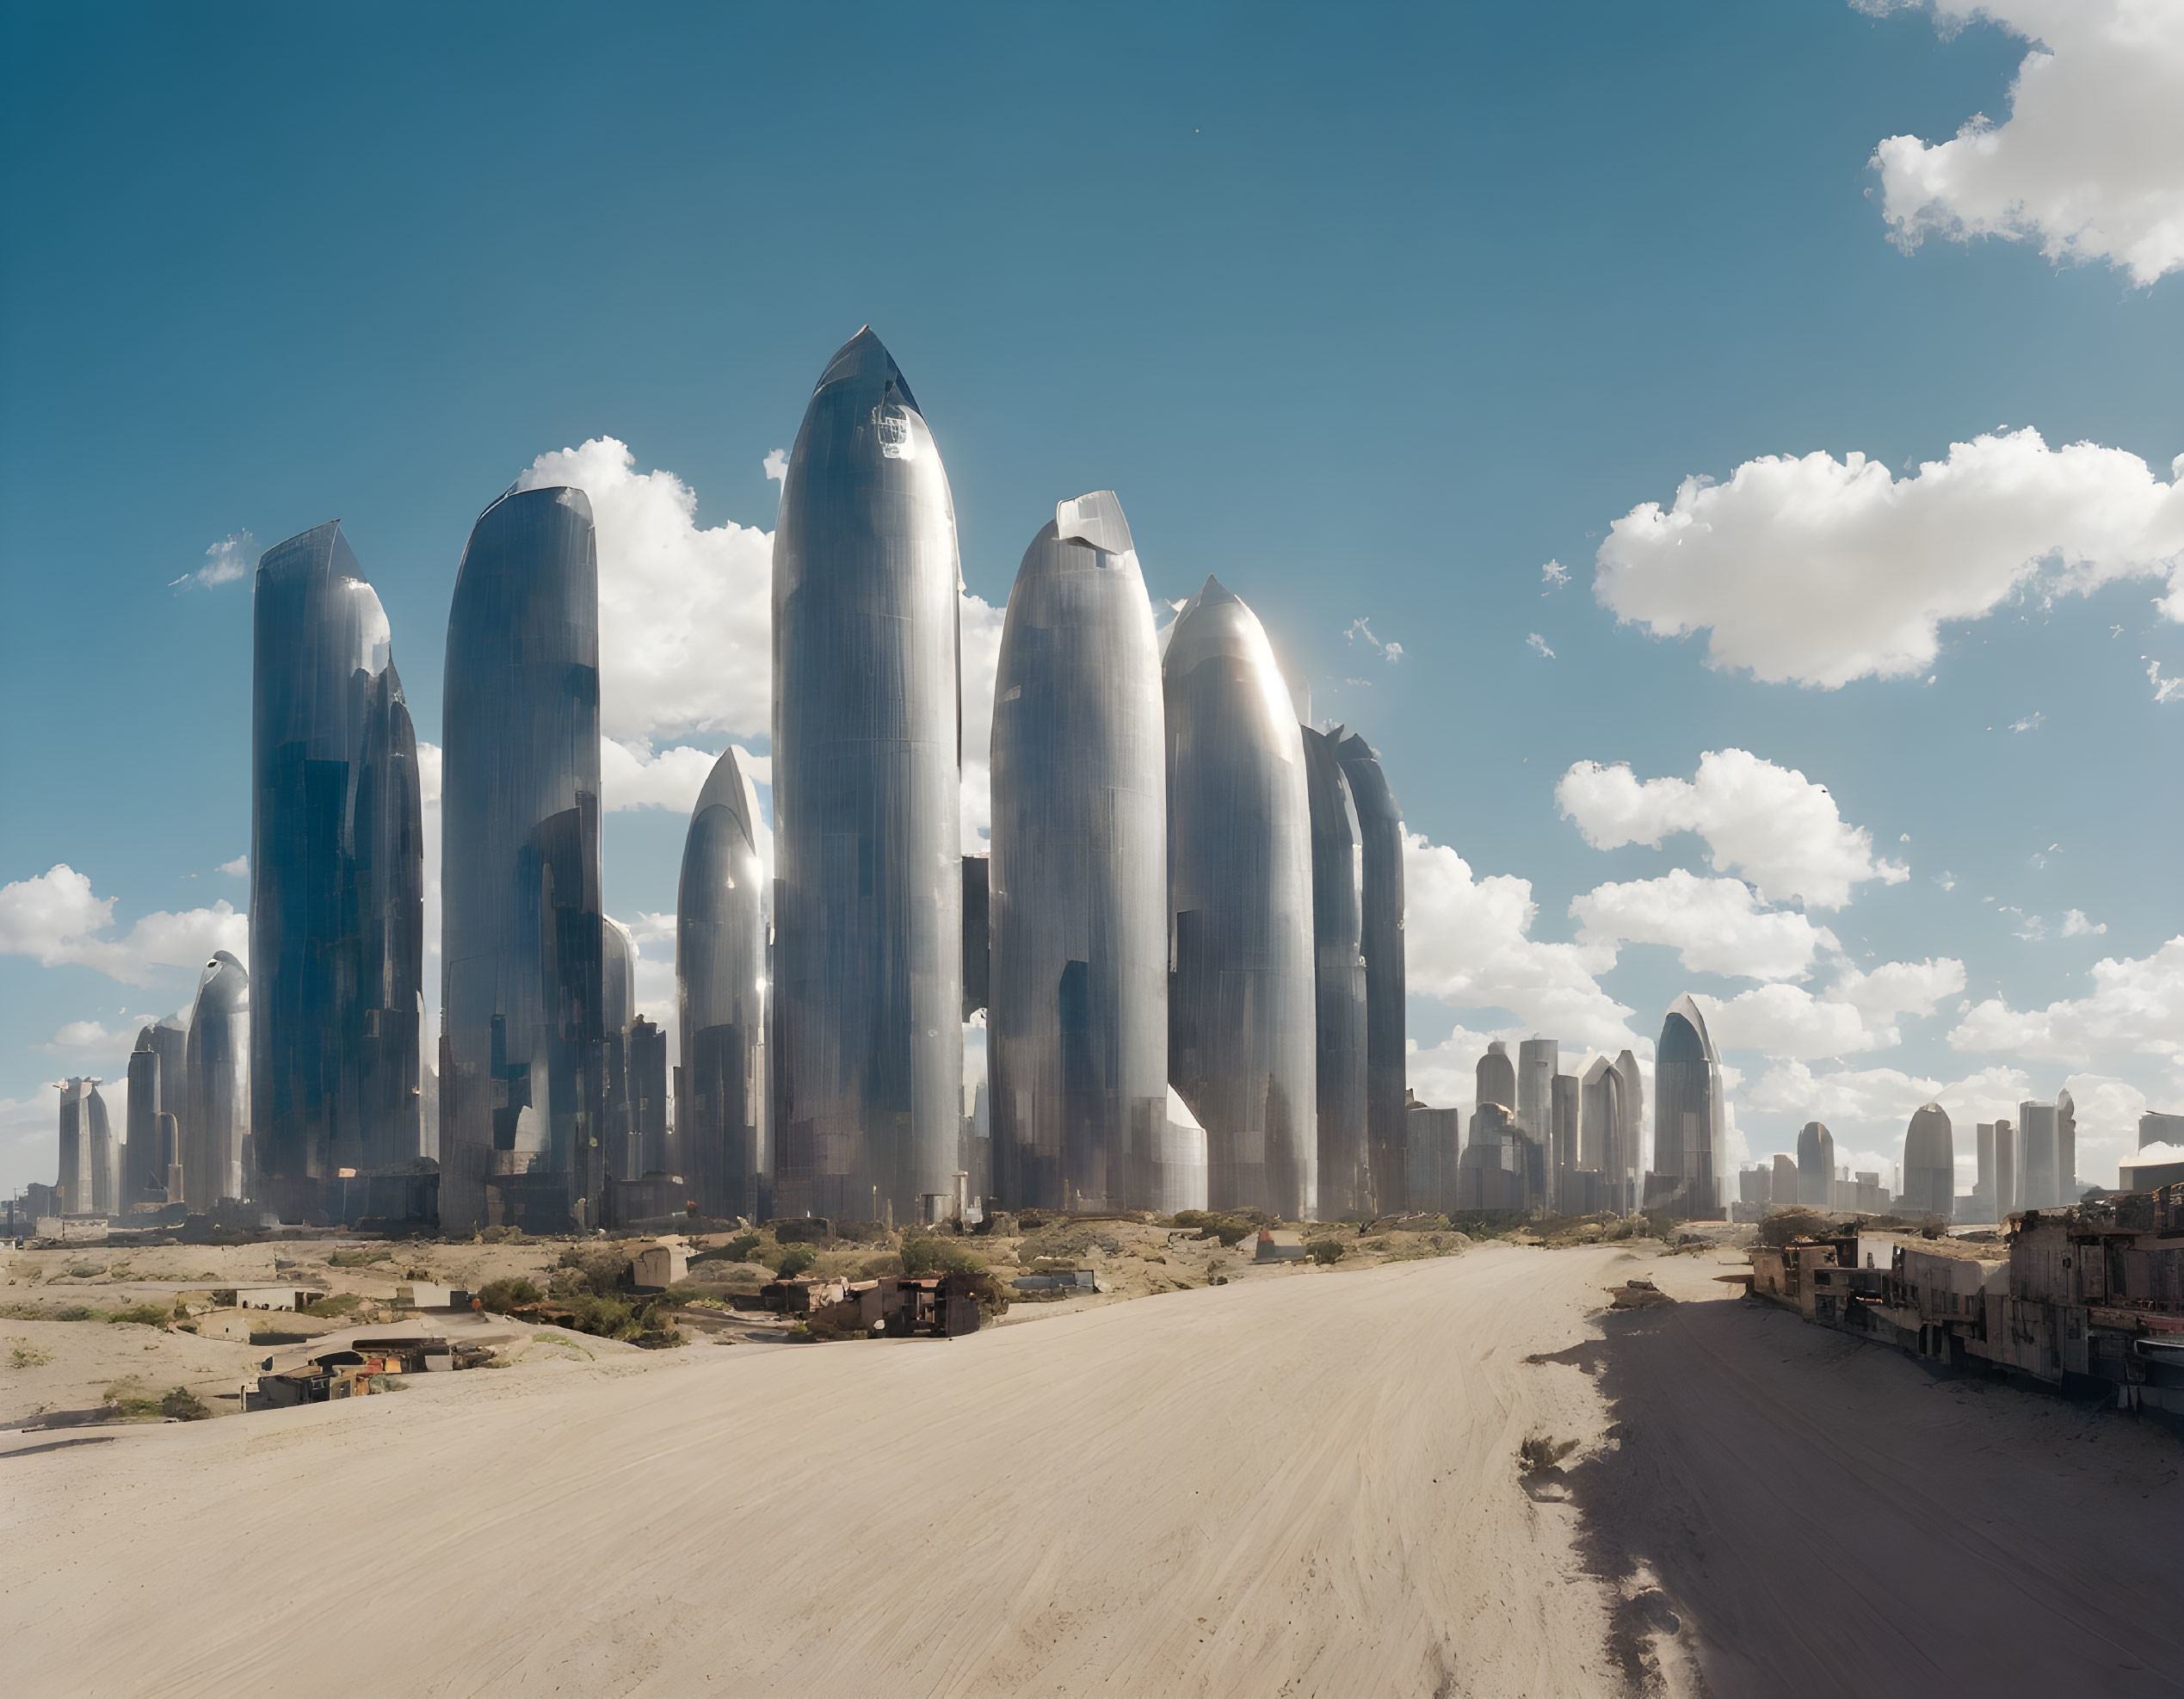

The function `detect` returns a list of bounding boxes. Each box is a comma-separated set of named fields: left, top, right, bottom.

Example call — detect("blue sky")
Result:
left=3, top=0, right=2180, bottom=1198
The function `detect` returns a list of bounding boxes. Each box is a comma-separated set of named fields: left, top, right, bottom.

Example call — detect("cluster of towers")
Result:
left=1743, top=1088, right=2088, bottom=1226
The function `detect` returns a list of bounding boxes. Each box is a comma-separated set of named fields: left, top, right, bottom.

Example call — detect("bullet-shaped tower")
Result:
left=1477, top=1040, right=1516, bottom=1113
left=251, top=521, right=425, bottom=1220
left=1302, top=726, right=1368, bottom=1219
left=1650, top=993, right=1721, bottom=1216
left=441, top=485, right=606, bottom=1234
left=1333, top=732, right=1407, bottom=1214
left=989, top=492, right=1169, bottom=1213
left=184, top=951, right=250, bottom=1206
left=678, top=747, right=768, bottom=1220
left=1797, top=1121, right=1835, bottom=1208
left=771, top=329, right=963, bottom=1224
left=126, top=1036, right=161, bottom=1207
left=1164, top=576, right=1317, bottom=1220
left=1902, top=1103, right=1954, bottom=1220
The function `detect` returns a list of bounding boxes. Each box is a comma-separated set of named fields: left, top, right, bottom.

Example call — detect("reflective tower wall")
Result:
left=1334, top=732, right=1407, bottom=1215
left=1516, top=1039, right=1558, bottom=1149
left=601, top=915, right=636, bottom=1180
left=1650, top=994, right=1722, bottom=1215
left=441, top=485, right=606, bottom=1233
left=184, top=951, right=250, bottom=1205
left=251, top=521, right=424, bottom=1218
left=1902, top=1103, right=1954, bottom=1220
left=126, top=1038, right=160, bottom=1206
left=1164, top=576, right=1317, bottom=1220
left=1797, top=1121, right=1835, bottom=1208
left=2056, top=1088, right=2077, bottom=1202
left=988, top=492, right=1168, bottom=1213
left=1993, top=1115, right=2017, bottom=1218
left=54, top=1079, right=90, bottom=1215
left=1477, top=1041, right=1515, bottom=1116
left=1579, top=1054, right=1629, bottom=1211
left=86, top=1083, right=116, bottom=1215
left=2017, top=1101, right=2059, bottom=1209
left=677, top=747, right=768, bottom=1220
left=1612, top=1049, right=1645, bottom=1202
left=771, top=330, right=964, bottom=1224
left=1302, top=726, right=1369, bottom=1219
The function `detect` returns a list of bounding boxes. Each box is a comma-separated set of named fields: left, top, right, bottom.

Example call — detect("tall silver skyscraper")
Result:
left=1515, top=1038, right=1558, bottom=1147
left=771, top=329, right=963, bottom=1224
left=135, top=1015, right=188, bottom=1203
left=988, top=492, right=1168, bottom=1214
left=678, top=747, right=768, bottom=1220
left=2056, top=1087, right=2077, bottom=1203
left=84, top=1082, right=116, bottom=1215
left=1165, top=577, right=1317, bottom=1220
left=441, top=485, right=606, bottom=1233
left=601, top=915, right=636, bottom=1181
left=1579, top=1054, right=1631, bottom=1212
left=125, top=1036, right=160, bottom=1207
left=251, top=520, right=425, bottom=1218
left=184, top=951, right=250, bottom=1206
left=1993, top=1115, right=2017, bottom=1219
left=1612, top=1049, right=1645, bottom=1195
left=1333, top=732, right=1407, bottom=1215
left=54, top=1078, right=92, bottom=1215
left=1902, top=1103, right=1954, bottom=1220
left=1549, top=1072, right=1580, bottom=1211
left=1478, top=1041, right=1516, bottom=1112
left=1796, top=1121, right=1834, bottom=1208
left=1650, top=993, right=1722, bottom=1215
left=2017, top=1100, right=2059, bottom=1209
left=1302, top=726, right=1368, bottom=1220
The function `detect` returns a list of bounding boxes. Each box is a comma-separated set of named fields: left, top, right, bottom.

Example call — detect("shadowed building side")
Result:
left=1901, top=1103, right=1954, bottom=1220
left=2017, top=1101, right=2059, bottom=1210
left=1164, top=576, right=1317, bottom=1220
left=678, top=747, right=768, bottom=1220
left=771, top=329, right=963, bottom=1225
left=1649, top=993, right=1722, bottom=1217
left=601, top=916, right=635, bottom=1181
left=440, top=485, right=606, bottom=1234
left=53, top=1079, right=91, bottom=1216
left=1333, top=732, right=1406, bottom=1215
left=2057, top=1088, right=2078, bottom=1204
left=184, top=951, right=250, bottom=1206
left=1302, top=726, right=1368, bottom=1220
left=988, top=492, right=1167, bottom=1213
left=1797, top=1121, right=1835, bottom=1208
left=250, top=521, right=424, bottom=1221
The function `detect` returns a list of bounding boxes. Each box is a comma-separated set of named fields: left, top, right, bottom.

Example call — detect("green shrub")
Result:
left=9, top=1343, right=52, bottom=1368
left=775, top=1245, right=818, bottom=1279
left=860, top=1252, right=904, bottom=1278
left=160, top=1387, right=212, bottom=1421
left=1306, top=1239, right=1347, bottom=1265
left=900, top=1234, right=986, bottom=1277
left=302, top=1293, right=362, bottom=1319
left=328, top=1249, right=392, bottom=1268
left=105, top=1303, right=173, bottom=1326
left=477, top=1226, right=527, bottom=1245
left=726, top=1233, right=763, bottom=1262
left=54, top=1305, right=96, bottom=1322
left=475, top=1277, right=543, bottom=1313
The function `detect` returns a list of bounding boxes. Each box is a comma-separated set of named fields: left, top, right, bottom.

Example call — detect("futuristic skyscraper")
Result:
left=601, top=915, right=636, bottom=1181
left=1516, top=1038, right=1558, bottom=1149
left=441, top=485, right=607, bottom=1233
left=125, top=1036, right=161, bottom=1207
left=1579, top=1054, right=1623, bottom=1204
left=678, top=747, right=768, bottom=1220
left=1650, top=993, right=1722, bottom=1215
left=250, top=521, right=425, bottom=1218
left=184, top=951, right=250, bottom=1205
left=1902, top=1103, right=1954, bottom=1220
left=133, top=1015, right=188, bottom=1204
left=1302, top=726, right=1368, bottom=1219
left=771, top=329, right=963, bottom=1223
left=1477, top=1041, right=1516, bottom=1113
left=1334, top=731, right=1406, bottom=1214
left=988, top=492, right=1168, bottom=1214
left=54, top=1078, right=92, bottom=1215
left=1797, top=1121, right=1835, bottom=1208
left=1164, top=577, right=1317, bottom=1220
left=2018, top=1101, right=2059, bottom=1209
left=2056, top=1088, right=2077, bottom=1203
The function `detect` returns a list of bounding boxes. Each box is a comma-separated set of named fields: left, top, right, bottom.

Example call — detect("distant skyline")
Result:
left=3, top=1, right=2180, bottom=1199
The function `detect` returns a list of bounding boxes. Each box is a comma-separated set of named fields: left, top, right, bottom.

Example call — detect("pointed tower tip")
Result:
left=1199, top=574, right=1240, bottom=604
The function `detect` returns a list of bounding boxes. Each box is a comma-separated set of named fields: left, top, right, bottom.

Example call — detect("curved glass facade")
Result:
left=771, top=329, right=963, bottom=1223
left=1903, top=1103, right=1953, bottom=1219
left=1650, top=993, right=1721, bottom=1215
left=1303, top=726, right=1368, bottom=1219
left=1333, top=732, right=1406, bottom=1215
left=989, top=492, right=1169, bottom=1213
left=54, top=1078, right=90, bottom=1215
left=1164, top=577, right=1317, bottom=1220
left=1797, top=1120, right=1835, bottom=1208
left=601, top=915, right=636, bottom=1180
left=184, top=950, right=250, bottom=1205
left=250, top=521, right=424, bottom=1218
left=440, top=485, right=605, bottom=1233
left=677, top=747, right=768, bottom=1219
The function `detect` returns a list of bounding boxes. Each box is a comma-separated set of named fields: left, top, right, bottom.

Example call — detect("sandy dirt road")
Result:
left=5, top=1242, right=1635, bottom=1698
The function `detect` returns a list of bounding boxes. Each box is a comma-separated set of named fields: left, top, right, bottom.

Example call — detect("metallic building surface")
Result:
left=1477, top=1041, right=1515, bottom=1116
left=1549, top=1073, right=1579, bottom=1209
left=85, top=1083, right=116, bottom=1215
left=601, top=916, right=636, bottom=1181
left=1334, top=732, right=1407, bottom=1215
left=2056, top=1088, right=2077, bottom=1202
left=988, top=492, right=1168, bottom=1213
left=1157, top=1086, right=1210, bottom=1214
left=440, top=485, right=606, bottom=1233
left=54, top=1079, right=91, bottom=1214
left=1578, top=1054, right=1635, bottom=1211
left=1993, top=1116, right=2017, bottom=1219
left=1407, top=1097, right=1463, bottom=1214
left=184, top=951, right=250, bottom=1205
left=677, top=747, right=768, bottom=1219
left=1650, top=994, right=1722, bottom=1214
left=771, top=330, right=964, bottom=1222
left=1516, top=1039, right=1558, bottom=1146
left=1797, top=1121, right=1835, bottom=1208
left=629, top=1016, right=669, bottom=1178
left=126, top=1041, right=161, bottom=1207
left=1902, top=1103, right=1954, bottom=1220
left=2017, top=1101, right=2059, bottom=1209
left=1302, top=726, right=1369, bottom=1219
left=1163, top=576, right=1317, bottom=1220
left=250, top=522, right=425, bottom=1217
left=1612, top=1049, right=1645, bottom=1199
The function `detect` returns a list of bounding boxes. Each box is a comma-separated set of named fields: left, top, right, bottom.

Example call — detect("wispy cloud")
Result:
left=1345, top=617, right=1402, bottom=664
left=762, top=448, right=789, bottom=483
left=172, top=529, right=255, bottom=591
left=1540, top=559, right=1570, bottom=591
left=1526, top=633, right=1555, bottom=659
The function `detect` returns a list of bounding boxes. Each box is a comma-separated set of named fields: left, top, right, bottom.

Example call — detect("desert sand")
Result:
left=5, top=1241, right=2180, bottom=1697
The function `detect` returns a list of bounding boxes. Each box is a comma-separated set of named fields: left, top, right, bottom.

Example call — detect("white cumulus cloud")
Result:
left=0, top=865, right=248, bottom=987
left=1594, top=429, right=2184, bottom=688
left=1870, top=0, right=2184, bottom=287
left=1703, top=957, right=1965, bottom=1059
left=175, top=529, right=256, bottom=590
left=1571, top=869, right=1839, bottom=983
left=1557, top=747, right=1906, bottom=909
left=1948, top=934, right=2184, bottom=1066
left=216, top=856, right=249, bottom=879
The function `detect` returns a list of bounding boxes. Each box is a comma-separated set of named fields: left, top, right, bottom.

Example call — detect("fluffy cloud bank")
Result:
left=1949, top=934, right=2184, bottom=1067
left=1594, top=429, right=2184, bottom=687
left=1704, top=957, right=1966, bottom=1060
left=0, top=866, right=248, bottom=987
left=1573, top=870, right=1839, bottom=983
left=1867, top=0, right=2184, bottom=287
left=1558, top=748, right=1906, bottom=909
